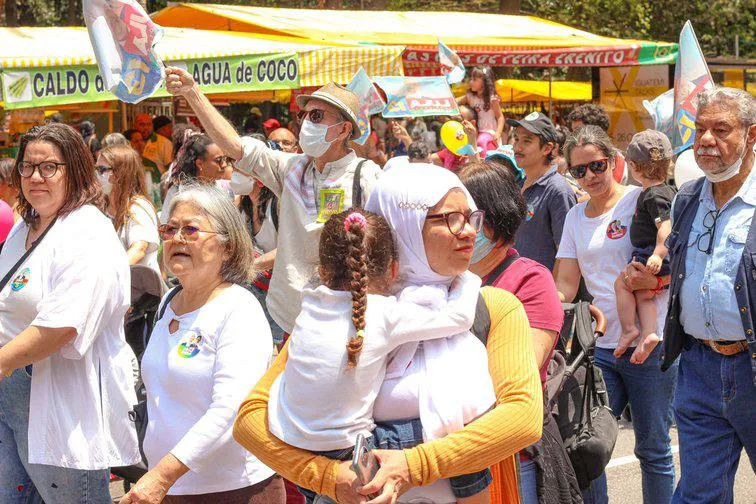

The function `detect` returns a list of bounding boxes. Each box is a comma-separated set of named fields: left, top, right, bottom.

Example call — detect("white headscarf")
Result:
left=365, top=163, right=476, bottom=288
left=365, top=163, right=494, bottom=441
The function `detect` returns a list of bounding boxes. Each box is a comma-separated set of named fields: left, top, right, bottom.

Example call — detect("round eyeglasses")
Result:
left=425, top=210, right=485, bottom=236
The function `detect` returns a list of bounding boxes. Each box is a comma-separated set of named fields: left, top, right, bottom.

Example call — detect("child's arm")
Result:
left=492, top=98, right=505, bottom=141
left=646, top=219, right=672, bottom=274
left=456, top=94, right=468, bottom=105
left=386, top=271, right=482, bottom=345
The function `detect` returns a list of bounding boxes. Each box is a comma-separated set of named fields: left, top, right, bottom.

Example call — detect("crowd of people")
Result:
left=0, top=61, right=753, bottom=504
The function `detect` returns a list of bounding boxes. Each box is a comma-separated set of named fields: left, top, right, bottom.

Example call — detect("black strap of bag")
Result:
left=482, top=251, right=520, bottom=287
left=0, top=217, right=57, bottom=292
left=351, top=160, right=367, bottom=208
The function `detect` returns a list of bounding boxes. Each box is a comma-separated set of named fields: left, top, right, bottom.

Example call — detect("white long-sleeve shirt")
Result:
left=267, top=272, right=482, bottom=451
left=141, top=285, right=275, bottom=495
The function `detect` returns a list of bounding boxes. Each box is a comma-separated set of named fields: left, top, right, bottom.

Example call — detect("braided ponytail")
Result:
left=344, top=212, right=368, bottom=368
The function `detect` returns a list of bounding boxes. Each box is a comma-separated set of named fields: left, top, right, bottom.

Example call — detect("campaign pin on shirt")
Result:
left=524, top=111, right=540, bottom=121
left=317, top=188, right=346, bottom=223
left=10, top=267, right=31, bottom=292
left=177, top=331, right=203, bottom=359
left=525, top=203, right=535, bottom=221
left=606, top=219, right=628, bottom=239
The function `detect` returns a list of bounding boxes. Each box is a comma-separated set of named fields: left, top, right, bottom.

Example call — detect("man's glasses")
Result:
left=158, top=224, right=220, bottom=241
left=696, top=209, right=719, bottom=255
left=297, top=108, right=340, bottom=125
left=426, top=210, right=485, bottom=237
left=568, top=159, right=609, bottom=179
left=18, top=161, right=66, bottom=179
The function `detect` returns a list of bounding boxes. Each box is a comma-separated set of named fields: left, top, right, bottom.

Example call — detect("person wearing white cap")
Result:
left=165, top=68, right=381, bottom=340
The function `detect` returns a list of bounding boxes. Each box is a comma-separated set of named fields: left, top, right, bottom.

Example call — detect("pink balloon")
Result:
left=0, top=200, right=14, bottom=244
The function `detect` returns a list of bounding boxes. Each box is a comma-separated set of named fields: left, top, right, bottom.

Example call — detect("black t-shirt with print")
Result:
left=630, top=183, right=678, bottom=248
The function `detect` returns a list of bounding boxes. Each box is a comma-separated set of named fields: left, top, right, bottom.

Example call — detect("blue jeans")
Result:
left=672, top=341, right=756, bottom=504
left=0, top=367, right=111, bottom=504
left=300, top=419, right=492, bottom=503
left=519, top=457, right=537, bottom=504
left=594, top=345, right=677, bottom=504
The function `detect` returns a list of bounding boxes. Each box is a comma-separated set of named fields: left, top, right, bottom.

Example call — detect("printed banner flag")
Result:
left=438, top=41, right=465, bottom=85
left=643, top=88, right=675, bottom=144
left=347, top=67, right=386, bottom=145
left=83, top=0, right=164, bottom=103
left=672, top=21, right=713, bottom=154
left=373, top=76, right=459, bottom=118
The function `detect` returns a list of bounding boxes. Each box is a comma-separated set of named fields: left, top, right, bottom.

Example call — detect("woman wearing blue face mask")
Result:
left=459, top=159, right=572, bottom=504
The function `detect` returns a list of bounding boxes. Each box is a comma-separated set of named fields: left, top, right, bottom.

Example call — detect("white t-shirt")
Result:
left=141, top=284, right=275, bottom=495
left=119, top=197, right=160, bottom=273
left=268, top=272, right=483, bottom=452
left=556, top=186, right=668, bottom=348
left=0, top=205, right=140, bottom=469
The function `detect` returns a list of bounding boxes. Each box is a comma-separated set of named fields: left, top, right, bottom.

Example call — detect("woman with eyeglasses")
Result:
left=0, top=124, right=140, bottom=502
left=121, top=183, right=284, bottom=504
left=553, top=126, right=676, bottom=504
left=97, top=144, right=160, bottom=272
left=234, top=164, right=542, bottom=504
left=160, top=134, right=232, bottom=224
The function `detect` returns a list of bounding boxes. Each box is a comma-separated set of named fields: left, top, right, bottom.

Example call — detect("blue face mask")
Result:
left=471, top=230, right=496, bottom=264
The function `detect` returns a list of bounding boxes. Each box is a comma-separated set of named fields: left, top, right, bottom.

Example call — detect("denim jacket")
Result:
left=661, top=178, right=756, bottom=385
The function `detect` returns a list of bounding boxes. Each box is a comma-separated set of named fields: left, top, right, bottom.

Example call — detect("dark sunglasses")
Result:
left=426, top=210, right=485, bottom=237
left=212, top=156, right=232, bottom=167
left=158, top=224, right=219, bottom=241
left=568, top=158, right=609, bottom=179
left=96, top=165, right=113, bottom=175
left=297, top=108, right=340, bottom=125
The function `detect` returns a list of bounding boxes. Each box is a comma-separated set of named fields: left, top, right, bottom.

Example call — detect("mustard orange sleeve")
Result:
left=233, top=343, right=341, bottom=500
left=402, top=287, right=543, bottom=487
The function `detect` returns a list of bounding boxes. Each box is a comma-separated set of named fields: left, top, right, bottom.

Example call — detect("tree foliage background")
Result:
left=3, top=0, right=755, bottom=58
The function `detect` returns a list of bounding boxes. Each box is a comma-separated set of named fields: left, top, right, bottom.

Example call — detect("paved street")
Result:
left=111, top=419, right=756, bottom=503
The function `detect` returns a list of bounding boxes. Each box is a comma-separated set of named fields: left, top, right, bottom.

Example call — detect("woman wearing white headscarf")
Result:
left=234, top=164, right=542, bottom=504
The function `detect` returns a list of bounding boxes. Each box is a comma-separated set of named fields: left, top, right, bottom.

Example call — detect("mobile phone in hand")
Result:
left=351, top=434, right=379, bottom=498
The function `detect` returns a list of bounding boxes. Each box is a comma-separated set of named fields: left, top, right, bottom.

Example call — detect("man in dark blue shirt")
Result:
left=510, top=112, right=577, bottom=272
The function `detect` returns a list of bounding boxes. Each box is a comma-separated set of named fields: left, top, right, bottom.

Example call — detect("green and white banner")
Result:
left=1, top=52, right=300, bottom=110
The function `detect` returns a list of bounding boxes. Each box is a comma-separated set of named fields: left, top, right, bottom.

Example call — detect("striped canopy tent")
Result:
left=0, top=26, right=405, bottom=109
left=151, top=3, right=679, bottom=74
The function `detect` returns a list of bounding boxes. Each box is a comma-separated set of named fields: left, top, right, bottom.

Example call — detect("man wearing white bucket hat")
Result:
left=166, top=68, right=381, bottom=338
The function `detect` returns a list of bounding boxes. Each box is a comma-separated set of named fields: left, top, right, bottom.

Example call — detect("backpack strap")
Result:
left=482, top=251, right=520, bottom=287
left=154, top=286, right=183, bottom=326
left=471, top=293, right=491, bottom=346
left=352, top=159, right=367, bottom=209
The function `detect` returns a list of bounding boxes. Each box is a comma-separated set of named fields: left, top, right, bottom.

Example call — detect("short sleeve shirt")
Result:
left=484, top=248, right=564, bottom=384
left=514, top=168, right=577, bottom=271
left=630, top=183, right=677, bottom=248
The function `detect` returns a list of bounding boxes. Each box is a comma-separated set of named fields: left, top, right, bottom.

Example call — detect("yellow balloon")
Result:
left=440, top=120, right=469, bottom=154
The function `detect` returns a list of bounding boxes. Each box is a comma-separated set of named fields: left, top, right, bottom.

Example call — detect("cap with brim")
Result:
left=506, top=112, right=558, bottom=144
left=486, top=146, right=526, bottom=186
left=296, top=82, right=361, bottom=140
left=626, top=129, right=673, bottom=164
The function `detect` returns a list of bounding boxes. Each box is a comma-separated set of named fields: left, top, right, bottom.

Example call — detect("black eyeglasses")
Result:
left=96, top=165, right=113, bottom=175
left=158, top=224, right=220, bottom=241
left=18, top=161, right=66, bottom=179
left=696, top=209, right=719, bottom=255
left=426, top=210, right=485, bottom=236
left=297, top=108, right=341, bottom=125
left=568, top=159, right=609, bottom=179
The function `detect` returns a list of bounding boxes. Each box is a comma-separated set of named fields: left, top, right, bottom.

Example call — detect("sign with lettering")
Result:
left=373, top=76, right=459, bottom=118
left=0, top=53, right=300, bottom=110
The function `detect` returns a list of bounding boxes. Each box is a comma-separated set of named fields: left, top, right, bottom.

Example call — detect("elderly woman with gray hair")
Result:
left=121, top=183, right=284, bottom=504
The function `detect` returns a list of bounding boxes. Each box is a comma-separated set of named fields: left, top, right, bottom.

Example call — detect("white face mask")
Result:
left=229, top=171, right=255, bottom=195
left=699, top=132, right=749, bottom=183
left=298, top=119, right=343, bottom=158
left=97, top=172, right=112, bottom=196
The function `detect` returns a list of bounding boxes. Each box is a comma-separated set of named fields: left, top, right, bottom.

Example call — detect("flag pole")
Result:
left=548, top=67, right=553, bottom=122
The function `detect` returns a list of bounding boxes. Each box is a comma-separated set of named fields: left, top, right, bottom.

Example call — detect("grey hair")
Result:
left=102, top=132, right=130, bottom=148
left=168, top=182, right=255, bottom=285
left=563, top=125, right=616, bottom=166
left=697, top=87, right=756, bottom=128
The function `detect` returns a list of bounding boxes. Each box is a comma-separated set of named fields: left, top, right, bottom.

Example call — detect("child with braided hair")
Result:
left=267, top=208, right=490, bottom=504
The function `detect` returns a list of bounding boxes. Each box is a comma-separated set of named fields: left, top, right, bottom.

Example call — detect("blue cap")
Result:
left=485, top=145, right=526, bottom=188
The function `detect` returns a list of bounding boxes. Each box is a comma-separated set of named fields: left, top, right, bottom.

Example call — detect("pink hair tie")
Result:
left=344, top=212, right=368, bottom=232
